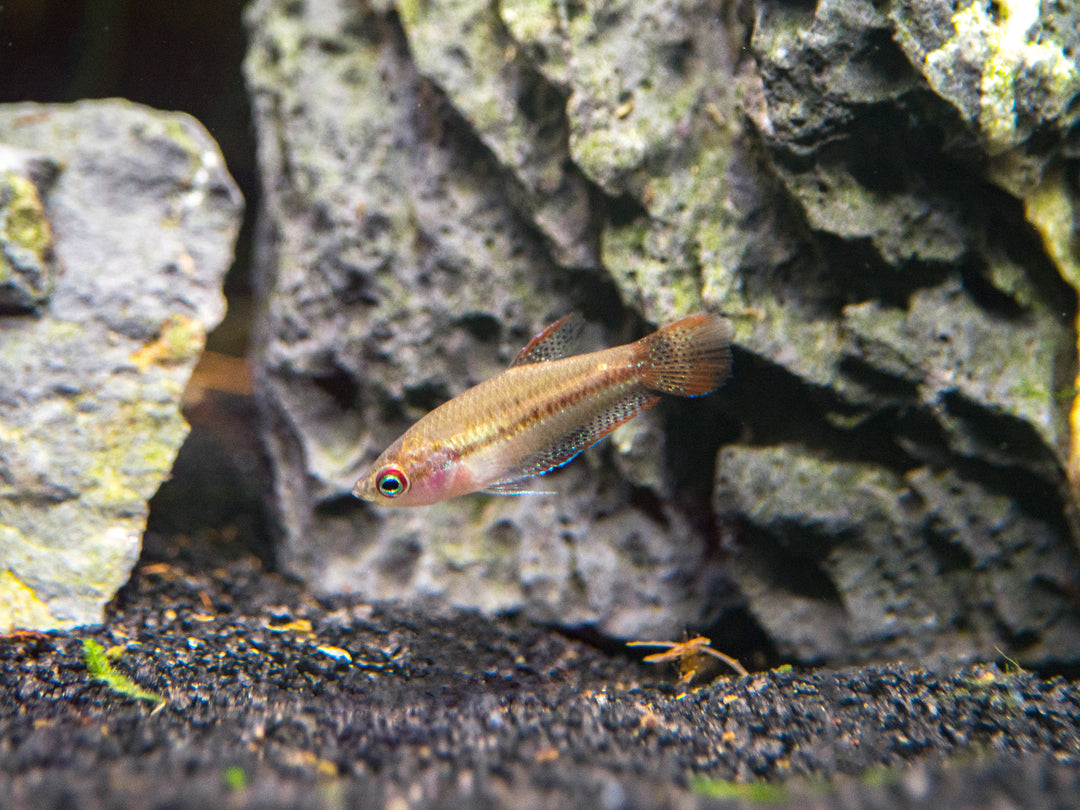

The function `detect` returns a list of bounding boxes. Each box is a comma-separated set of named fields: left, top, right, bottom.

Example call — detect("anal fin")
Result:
left=485, top=389, right=661, bottom=491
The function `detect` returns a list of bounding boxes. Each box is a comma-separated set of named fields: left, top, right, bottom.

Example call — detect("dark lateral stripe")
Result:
left=456, top=363, right=637, bottom=460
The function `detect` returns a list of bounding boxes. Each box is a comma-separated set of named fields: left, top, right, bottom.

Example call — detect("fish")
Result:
left=352, top=313, right=734, bottom=507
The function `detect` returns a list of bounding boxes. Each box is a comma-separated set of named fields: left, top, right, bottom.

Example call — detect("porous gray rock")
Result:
left=715, top=447, right=1080, bottom=664
left=502, top=0, right=766, bottom=322
left=244, top=0, right=1080, bottom=665
left=0, top=101, right=242, bottom=631
left=396, top=0, right=599, bottom=268
left=244, top=0, right=724, bottom=639
left=703, top=0, right=1080, bottom=666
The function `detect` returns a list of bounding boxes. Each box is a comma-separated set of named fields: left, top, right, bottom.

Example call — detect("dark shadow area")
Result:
left=837, top=355, right=921, bottom=399
left=987, top=185, right=1079, bottom=326
left=736, top=523, right=847, bottom=607
left=144, top=389, right=274, bottom=566
left=717, top=348, right=922, bottom=472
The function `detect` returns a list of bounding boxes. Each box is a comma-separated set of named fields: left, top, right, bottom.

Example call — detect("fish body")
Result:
left=352, top=313, right=733, bottom=507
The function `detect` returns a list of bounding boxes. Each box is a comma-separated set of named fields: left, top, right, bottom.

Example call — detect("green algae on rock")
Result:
left=0, top=147, right=58, bottom=314
left=0, top=101, right=242, bottom=632
left=697, top=0, right=1080, bottom=666
left=894, top=0, right=1080, bottom=156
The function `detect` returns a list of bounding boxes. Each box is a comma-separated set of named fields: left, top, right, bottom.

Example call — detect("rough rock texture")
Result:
left=716, top=450, right=1080, bottom=664
left=244, top=0, right=732, bottom=640
left=0, top=101, right=242, bottom=631
left=396, top=0, right=600, bottom=268
left=700, top=0, right=1080, bottom=667
left=245, top=0, right=1080, bottom=663
left=501, top=0, right=764, bottom=321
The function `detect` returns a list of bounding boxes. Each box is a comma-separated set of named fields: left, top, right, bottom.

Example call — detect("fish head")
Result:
left=351, top=437, right=472, bottom=507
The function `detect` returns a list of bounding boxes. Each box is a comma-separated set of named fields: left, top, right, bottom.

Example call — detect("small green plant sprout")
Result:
left=628, top=633, right=748, bottom=682
left=82, top=639, right=165, bottom=709
left=688, top=774, right=787, bottom=803
left=995, top=646, right=1026, bottom=676
left=223, top=765, right=248, bottom=791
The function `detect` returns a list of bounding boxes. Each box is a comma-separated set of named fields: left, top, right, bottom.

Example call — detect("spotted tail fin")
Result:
left=634, top=314, right=733, bottom=397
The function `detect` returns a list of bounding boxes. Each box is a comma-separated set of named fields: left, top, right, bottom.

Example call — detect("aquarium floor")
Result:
left=3, top=535, right=1079, bottom=810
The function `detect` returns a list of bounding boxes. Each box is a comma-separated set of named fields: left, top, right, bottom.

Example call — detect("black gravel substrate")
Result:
left=3, top=541, right=1079, bottom=810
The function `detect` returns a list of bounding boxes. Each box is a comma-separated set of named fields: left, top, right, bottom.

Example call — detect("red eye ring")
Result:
left=376, top=467, right=409, bottom=498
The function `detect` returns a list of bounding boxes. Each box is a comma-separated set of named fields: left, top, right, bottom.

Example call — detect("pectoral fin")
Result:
left=481, top=480, right=557, bottom=496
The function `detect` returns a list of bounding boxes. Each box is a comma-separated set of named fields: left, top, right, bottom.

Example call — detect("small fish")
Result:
left=352, top=313, right=733, bottom=507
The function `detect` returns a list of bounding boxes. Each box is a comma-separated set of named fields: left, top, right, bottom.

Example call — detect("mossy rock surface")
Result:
left=0, top=101, right=242, bottom=631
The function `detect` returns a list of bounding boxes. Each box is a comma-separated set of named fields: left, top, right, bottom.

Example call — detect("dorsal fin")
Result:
left=509, top=313, right=585, bottom=367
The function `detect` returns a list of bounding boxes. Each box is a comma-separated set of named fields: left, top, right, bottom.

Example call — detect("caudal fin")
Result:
left=634, top=314, right=734, bottom=397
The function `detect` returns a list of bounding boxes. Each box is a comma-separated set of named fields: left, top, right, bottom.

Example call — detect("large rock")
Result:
left=703, top=0, right=1080, bottom=666
left=244, top=0, right=1080, bottom=664
left=244, top=0, right=728, bottom=638
left=0, top=101, right=242, bottom=631
left=716, top=449, right=1080, bottom=664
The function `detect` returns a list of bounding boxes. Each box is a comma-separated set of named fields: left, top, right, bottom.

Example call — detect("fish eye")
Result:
left=376, top=467, right=408, bottom=498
